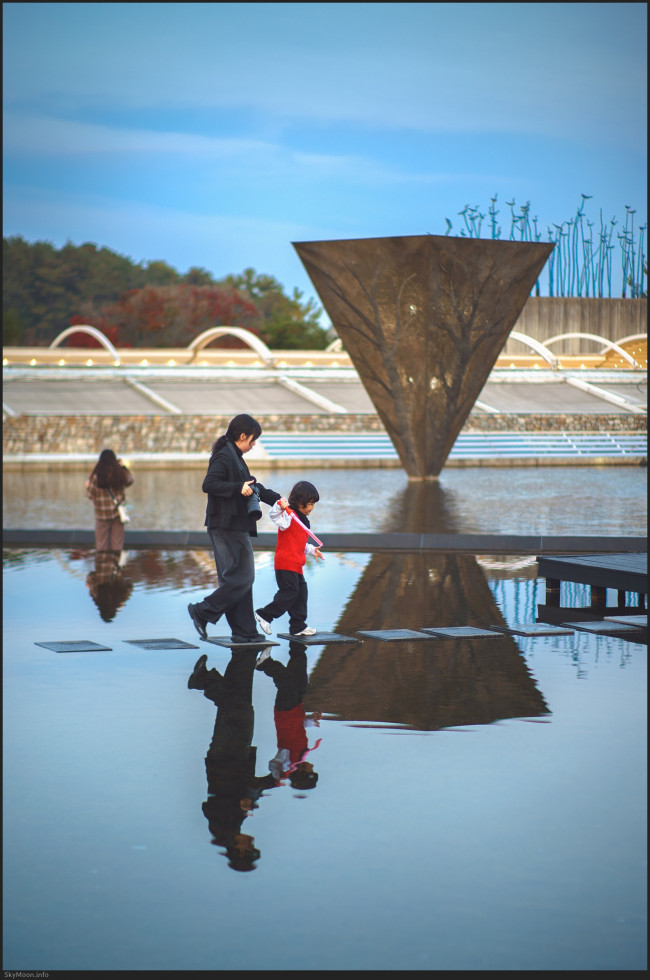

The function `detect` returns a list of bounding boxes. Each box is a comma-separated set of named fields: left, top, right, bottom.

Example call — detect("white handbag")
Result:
left=108, top=487, right=130, bottom=524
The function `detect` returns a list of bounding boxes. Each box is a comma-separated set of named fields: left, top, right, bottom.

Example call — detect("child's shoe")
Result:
left=291, top=626, right=317, bottom=636
left=255, top=611, right=272, bottom=635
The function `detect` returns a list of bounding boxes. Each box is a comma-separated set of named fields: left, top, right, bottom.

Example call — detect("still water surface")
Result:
left=3, top=544, right=646, bottom=971
left=2, top=463, right=647, bottom=534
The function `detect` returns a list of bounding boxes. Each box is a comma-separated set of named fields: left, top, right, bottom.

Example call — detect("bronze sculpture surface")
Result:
left=294, top=234, right=553, bottom=478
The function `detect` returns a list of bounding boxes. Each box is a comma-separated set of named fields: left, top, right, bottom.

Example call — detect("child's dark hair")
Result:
left=289, top=769, right=319, bottom=790
left=288, top=481, right=319, bottom=510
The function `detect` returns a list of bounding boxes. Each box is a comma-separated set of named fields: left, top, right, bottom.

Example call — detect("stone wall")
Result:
left=3, top=411, right=646, bottom=456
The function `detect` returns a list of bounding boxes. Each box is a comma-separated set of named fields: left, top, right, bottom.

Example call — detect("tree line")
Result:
left=2, top=237, right=330, bottom=349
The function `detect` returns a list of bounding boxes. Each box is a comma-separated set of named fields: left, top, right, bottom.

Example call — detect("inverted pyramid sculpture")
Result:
left=294, top=234, right=553, bottom=478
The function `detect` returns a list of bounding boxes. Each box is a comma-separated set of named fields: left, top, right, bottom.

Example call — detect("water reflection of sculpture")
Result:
left=305, top=552, right=550, bottom=731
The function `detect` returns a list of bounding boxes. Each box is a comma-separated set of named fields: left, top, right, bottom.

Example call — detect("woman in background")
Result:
left=85, top=448, right=133, bottom=552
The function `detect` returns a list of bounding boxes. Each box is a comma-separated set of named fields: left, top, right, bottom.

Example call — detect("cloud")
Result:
left=3, top=111, right=483, bottom=190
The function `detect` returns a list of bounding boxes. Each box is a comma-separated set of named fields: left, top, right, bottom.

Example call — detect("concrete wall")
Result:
left=3, top=411, right=645, bottom=458
left=508, top=297, right=647, bottom=354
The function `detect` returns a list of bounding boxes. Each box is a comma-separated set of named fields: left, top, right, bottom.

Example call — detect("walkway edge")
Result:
left=2, top=529, right=647, bottom=554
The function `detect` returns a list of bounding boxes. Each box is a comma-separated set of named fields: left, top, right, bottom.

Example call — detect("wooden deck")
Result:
left=536, top=552, right=647, bottom=632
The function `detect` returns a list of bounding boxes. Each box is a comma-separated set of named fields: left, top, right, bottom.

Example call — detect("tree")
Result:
left=3, top=309, right=23, bottom=345
left=2, top=239, right=329, bottom=349
left=220, top=268, right=328, bottom=349
left=82, top=284, right=260, bottom=348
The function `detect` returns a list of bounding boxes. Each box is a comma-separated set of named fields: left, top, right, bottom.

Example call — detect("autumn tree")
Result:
left=3, top=239, right=330, bottom=349
left=220, top=268, right=328, bottom=349
left=83, top=284, right=260, bottom=348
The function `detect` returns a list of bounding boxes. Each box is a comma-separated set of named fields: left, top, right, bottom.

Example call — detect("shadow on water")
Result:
left=187, top=640, right=322, bottom=872
left=305, top=552, right=550, bottom=730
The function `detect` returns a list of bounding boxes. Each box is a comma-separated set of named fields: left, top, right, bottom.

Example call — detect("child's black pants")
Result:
left=256, top=569, right=308, bottom=634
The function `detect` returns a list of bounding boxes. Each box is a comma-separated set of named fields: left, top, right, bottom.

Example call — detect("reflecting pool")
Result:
left=3, top=548, right=647, bottom=971
left=3, top=463, right=647, bottom=535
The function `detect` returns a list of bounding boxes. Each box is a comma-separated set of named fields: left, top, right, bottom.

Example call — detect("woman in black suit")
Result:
left=188, top=414, right=281, bottom=643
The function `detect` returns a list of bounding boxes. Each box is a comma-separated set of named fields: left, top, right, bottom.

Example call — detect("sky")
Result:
left=2, top=2, right=647, bottom=323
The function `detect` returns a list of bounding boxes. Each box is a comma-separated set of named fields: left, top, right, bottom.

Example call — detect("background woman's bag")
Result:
left=108, top=487, right=130, bottom=524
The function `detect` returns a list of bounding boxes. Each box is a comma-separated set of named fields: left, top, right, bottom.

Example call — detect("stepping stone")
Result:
left=561, top=621, right=645, bottom=636
left=356, top=629, right=431, bottom=641
left=35, top=640, right=112, bottom=652
left=603, top=614, right=647, bottom=627
left=205, top=636, right=280, bottom=648
left=278, top=632, right=360, bottom=645
left=125, top=638, right=199, bottom=650
left=421, top=626, right=504, bottom=638
left=491, top=624, right=575, bottom=636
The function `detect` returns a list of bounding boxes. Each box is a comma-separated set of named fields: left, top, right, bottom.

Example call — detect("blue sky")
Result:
left=3, top=2, right=647, bottom=320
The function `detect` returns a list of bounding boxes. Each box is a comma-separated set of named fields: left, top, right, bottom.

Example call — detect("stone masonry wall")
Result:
left=3, top=412, right=646, bottom=456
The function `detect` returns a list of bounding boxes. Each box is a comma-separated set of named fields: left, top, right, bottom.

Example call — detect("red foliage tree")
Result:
left=75, top=284, right=261, bottom=348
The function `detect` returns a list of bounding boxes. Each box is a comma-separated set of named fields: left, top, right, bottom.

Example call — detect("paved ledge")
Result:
left=3, top=528, right=646, bottom=555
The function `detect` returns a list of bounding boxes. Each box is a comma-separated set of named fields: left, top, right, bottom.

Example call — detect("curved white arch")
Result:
left=508, top=331, right=558, bottom=368
left=325, top=337, right=343, bottom=353
left=615, top=333, right=647, bottom=346
left=540, top=333, right=641, bottom=368
left=187, top=326, right=274, bottom=365
left=49, top=325, right=120, bottom=364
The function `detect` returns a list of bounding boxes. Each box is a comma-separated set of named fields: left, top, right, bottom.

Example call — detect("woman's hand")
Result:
left=241, top=480, right=255, bottom=496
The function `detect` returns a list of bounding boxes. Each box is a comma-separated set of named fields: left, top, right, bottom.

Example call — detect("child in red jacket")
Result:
left=255, top=481, right=324, bottom=637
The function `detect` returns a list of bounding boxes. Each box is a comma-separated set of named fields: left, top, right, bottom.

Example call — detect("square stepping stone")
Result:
left=492, top=624, right=575, bottom=636
left=35, top=640, right=112, bottom=652
left=125, top=638, right=199, bottom=650
left=561, top=621, right=645, bottom=636
left=604, top=614, right=647, bottom=627
left=356, top=629, right=431, bottom=641
left=421, top=626, right=504, bottom=639
left=278, top=632, right=360, bottom=644
left=205, top=636, right=280, bottom=648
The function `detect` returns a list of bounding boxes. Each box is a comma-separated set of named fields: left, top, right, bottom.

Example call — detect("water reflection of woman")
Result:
left=85, top=551, right=133, bottom=622
left=187, top=647, right=276, bottom=871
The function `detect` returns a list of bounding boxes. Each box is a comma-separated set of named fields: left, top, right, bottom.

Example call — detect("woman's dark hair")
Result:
left=91, top=449, right=130, bottom=490
left=288, top=481, right=320, bottom=510
left=211, top=414, right=262, bottom=456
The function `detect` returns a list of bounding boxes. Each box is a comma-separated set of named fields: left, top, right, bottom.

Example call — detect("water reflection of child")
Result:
left=255, top=481, right=324, bottom=638
left=256, top=641, right=322, bottom=790
left=85, top=551, right=133, bottom=622
left=187, top=647, right=276, bottom=871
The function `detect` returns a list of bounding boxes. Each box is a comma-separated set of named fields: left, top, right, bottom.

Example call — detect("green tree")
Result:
left=2, top=239, right=328, bottom=349
left=220, top=268, right=327, bottom=349
left=3, top=309, right=23, bottom=345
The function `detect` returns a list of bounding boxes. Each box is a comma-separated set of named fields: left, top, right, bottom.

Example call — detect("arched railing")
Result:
left=187, top=326, right=275, bottom=366
left=325, top=337, right=343, bottom=353
left=540, top=333, right=642, bottom=368
left=49, top=325, right=121, bottom=364
left=508, top=331, right=558, bottom=368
